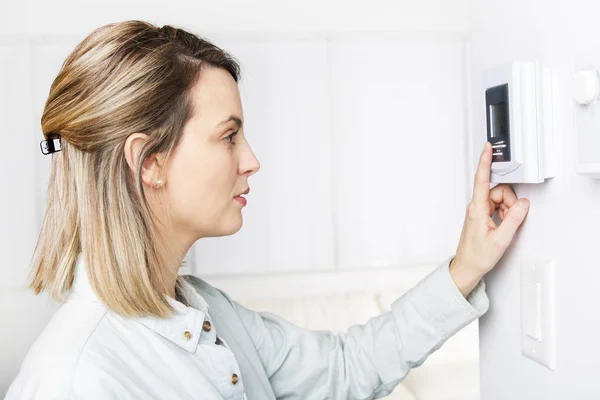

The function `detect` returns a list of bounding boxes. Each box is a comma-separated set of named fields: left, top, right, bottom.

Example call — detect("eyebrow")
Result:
left=217, top=115, right=243, bottom=130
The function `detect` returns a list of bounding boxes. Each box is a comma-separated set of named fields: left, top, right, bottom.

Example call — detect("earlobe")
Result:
left=142, top=154, right=166, bottom=189
left=146, top=155, right=167, bottom=189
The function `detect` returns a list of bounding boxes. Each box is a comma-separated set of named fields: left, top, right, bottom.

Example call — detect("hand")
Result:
left=450, top=142, right=530, bottom=297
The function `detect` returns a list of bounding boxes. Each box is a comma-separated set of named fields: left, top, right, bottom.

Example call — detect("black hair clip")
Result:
left=40, top=134, right=62, bottom=155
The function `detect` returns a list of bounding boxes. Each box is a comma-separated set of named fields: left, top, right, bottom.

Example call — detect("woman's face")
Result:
left=163, top=66, right=260, bottom=244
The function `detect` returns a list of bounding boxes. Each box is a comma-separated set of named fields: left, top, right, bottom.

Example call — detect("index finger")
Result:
left=472, top=142, right=493, bottom=205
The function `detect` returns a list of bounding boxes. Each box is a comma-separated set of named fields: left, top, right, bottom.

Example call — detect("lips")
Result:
left=234, top=187, right=249, bottom=207
left=235, top=196, right=247, bottom=206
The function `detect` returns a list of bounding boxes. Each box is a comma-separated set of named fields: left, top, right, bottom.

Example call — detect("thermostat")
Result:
left=482, top=62, right=555, bottom=184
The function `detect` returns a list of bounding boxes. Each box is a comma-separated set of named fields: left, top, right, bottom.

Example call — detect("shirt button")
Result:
left=202, top=321, right=212, bottom=332
left=230, top=373, right=239, bottom=385
left=183, top=331, right=192, bottom=340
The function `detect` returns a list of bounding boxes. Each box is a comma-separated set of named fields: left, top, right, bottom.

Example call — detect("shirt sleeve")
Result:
left=227, top=257, right=489, bottom=400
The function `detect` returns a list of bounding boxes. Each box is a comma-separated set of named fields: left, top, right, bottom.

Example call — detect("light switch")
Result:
left=521, top=257, right=556, bottom=370
left=522, top=280, right=542, bottom=341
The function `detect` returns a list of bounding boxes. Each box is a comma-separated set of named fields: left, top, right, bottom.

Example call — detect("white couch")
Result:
left=205, top=265, right=481, bottom=400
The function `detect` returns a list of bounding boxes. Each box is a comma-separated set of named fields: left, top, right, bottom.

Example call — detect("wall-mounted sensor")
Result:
left=482, top=62, right=555, bottom=184
left=574, top=47, right=600, bottom=179
left=574, top=70, right=598, bottom=106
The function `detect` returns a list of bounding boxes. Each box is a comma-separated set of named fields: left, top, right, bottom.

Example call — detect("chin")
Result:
left=212, top=214, right=244, bottom=237
left=190, top=210, right=244, bottom=239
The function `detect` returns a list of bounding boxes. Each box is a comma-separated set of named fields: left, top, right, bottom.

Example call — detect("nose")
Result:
left=239, top=141, right=260, bottom=177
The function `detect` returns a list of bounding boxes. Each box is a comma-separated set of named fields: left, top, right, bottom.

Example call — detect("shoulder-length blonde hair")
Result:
left=30, top=20, right=240, bottom=318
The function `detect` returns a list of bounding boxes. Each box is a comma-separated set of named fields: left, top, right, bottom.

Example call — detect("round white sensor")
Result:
left=574, top=70, right=599, bottom=106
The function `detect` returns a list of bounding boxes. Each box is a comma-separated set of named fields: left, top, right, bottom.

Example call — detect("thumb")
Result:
left=492, top=199, right=530, bottom=247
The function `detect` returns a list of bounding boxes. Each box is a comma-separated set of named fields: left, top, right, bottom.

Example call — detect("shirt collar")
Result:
left=70, top=253, right=210, bottom=353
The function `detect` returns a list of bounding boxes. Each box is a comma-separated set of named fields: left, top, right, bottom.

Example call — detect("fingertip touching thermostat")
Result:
left=482, top=62, right=555, bottom=184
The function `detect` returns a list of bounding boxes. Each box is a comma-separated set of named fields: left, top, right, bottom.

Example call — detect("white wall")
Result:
left=469, top=1, right=600, bottom=398
left=0, top=0, right=470, bottom=36
left=193, top=33, right=470, bottom=275
left=0, top=0, right=473, bottom=395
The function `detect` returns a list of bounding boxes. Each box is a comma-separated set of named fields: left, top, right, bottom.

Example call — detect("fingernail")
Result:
left=518, top=199, right=530, bottom=209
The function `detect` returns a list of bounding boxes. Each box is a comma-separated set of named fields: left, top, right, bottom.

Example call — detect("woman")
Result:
left=6, top=20, right=530, bottom=400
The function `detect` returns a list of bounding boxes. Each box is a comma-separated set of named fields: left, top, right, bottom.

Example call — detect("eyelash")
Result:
left=225, top=131, right=239, bottom=145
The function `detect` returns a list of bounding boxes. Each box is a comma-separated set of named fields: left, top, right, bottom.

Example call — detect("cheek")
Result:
left=166, top=144, right=238, bottom=216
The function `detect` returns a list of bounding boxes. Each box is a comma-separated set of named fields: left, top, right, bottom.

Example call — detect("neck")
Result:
left=146, top=192, right=197, bottom=299
left=162, top=241, right=193, bottom=299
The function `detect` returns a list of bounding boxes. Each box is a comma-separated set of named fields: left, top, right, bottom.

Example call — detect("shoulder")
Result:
left=6, top=299, right=108, bottom=399
left=181, top=274, right=237, bottom=306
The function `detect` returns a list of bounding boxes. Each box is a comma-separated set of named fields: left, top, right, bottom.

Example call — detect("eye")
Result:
left=225, top=131, right=239, bottom=145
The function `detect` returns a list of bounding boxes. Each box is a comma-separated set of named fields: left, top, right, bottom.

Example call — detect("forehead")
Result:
left=189, top=66, right=242, bottom=124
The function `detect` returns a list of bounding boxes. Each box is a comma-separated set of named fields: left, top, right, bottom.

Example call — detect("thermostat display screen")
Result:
left=486, top=84, right=511, bottom=162
left=490, top=103, right=508, bottom=139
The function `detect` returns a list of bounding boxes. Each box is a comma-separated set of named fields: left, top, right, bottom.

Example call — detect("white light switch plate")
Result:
left=521, top=256, right=556, bottom=370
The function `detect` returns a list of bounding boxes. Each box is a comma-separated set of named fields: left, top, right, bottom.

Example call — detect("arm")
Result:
left=227, top=257, right=488, bottom=400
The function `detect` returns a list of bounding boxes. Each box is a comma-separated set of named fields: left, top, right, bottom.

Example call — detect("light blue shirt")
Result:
left=6, top=255, right=488, bottom=400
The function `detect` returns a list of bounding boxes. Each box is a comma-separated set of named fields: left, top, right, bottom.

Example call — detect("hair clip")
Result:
left=40, top=134, right=62, bottom=155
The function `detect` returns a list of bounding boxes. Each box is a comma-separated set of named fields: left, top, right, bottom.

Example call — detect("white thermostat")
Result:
left=482, top=62, right=555, bottom=184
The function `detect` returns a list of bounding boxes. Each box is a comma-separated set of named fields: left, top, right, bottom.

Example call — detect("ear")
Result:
left=124, top=133, right=165, bottom=188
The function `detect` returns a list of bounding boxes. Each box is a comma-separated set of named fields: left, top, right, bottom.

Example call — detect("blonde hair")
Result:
left=30, top=20, right=240, bottom=317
